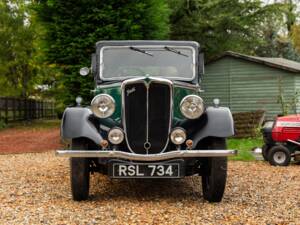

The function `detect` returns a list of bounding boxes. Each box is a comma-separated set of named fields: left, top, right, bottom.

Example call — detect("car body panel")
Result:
left=94, top=81, right=200, bottom=122
left=192, top=106, right=235, bottom=148
left=61, top=107, right=103, bottom=144
left=60, top=105, right=234, bottom=147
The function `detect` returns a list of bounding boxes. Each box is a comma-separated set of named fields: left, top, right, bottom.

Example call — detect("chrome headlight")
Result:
left=170, top=128, right=186, bottom=145
left=91, top=94, right=115, bottom=118
left=108, top=127, right=124, bottom=145
left=180, top=95, right=204, bottom=119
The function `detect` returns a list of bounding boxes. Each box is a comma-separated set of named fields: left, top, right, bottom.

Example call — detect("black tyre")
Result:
left=262, top=144, right=270, bottom=161
left=201, top=138, right=227, bottom=202
left=268, top=145, right=291, bottom=166
left=70, top=139, right=90, bottom=201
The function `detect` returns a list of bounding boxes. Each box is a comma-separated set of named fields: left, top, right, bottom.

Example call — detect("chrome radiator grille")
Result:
left=122, top=78, right=172, bottom=154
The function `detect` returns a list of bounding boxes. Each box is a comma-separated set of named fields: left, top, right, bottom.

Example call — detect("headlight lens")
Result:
left=180, top=95, right=204, bottom=119
left=170, top=128, right=186, bottom=145
left=91, top=94, right=115, bottom=118
left=108, top=127, right=124, bottom=145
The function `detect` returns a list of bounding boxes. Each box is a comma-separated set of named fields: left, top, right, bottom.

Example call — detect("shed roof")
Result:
left=208, top=51, right=300, bottom=73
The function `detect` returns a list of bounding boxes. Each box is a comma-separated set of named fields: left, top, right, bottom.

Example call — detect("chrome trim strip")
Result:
left=97, top=82, right=122, bottom=89
left=56, top=149, right=238, bottom=161
left=173, top=81, right=202, bottom=91
left=99, top=45, right=196, bottom=81
left=146, top=82, right=149, bottom=154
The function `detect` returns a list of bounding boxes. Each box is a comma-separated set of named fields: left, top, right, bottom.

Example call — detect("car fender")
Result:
left=61, top=107, right=103, bottom=144
left=192, top=106, right=234, bottom=148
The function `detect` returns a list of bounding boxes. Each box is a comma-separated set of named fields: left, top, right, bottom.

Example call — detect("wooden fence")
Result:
left=0, top=97, right=56, bottom=123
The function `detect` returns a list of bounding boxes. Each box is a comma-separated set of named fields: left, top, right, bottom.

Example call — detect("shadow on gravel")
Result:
left=90, top=175, right=203, bottom=202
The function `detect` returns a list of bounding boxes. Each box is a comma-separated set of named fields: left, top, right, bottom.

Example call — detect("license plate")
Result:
left=110, top=162, right=181, bottom=178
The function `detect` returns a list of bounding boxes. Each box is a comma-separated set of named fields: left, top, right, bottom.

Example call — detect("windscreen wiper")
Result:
left=129, top=46, right=153, bottom=56
left=164, top=46, right=188, bottom=57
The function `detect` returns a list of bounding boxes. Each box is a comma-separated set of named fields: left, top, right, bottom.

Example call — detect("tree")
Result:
left=169, top=0, right=277, bottom=59
left=280, top=0, right=299, bottom=34
left=254, top=1, right=300, bottom=61
left=34, top=0, right=170, bottom=106
left=291, top=24, right=300, bottom=53
left=0, top=0, right=40, bottom=97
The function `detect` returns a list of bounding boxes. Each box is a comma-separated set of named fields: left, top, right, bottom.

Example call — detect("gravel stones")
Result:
left=0, top=152, right=300, bottom=224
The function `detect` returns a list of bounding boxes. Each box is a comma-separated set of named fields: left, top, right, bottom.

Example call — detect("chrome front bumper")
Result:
left=56, top=149, right=237, bottom=162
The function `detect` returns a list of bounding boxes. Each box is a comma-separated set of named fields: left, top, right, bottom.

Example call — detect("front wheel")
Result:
left=201, top=138, right=227, bottom=202
left=268, top=145, right=291, bottom=166
left=70, top=139, right=90, bottom=201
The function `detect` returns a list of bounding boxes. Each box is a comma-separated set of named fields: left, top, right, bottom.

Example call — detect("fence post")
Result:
left=29, top=99, right=32, bottom=120
left=0, top=98, right=56, bottom=123
left=12, top=98, right=16, bottom=121
left=52, top=102, right=55, bottom=119
left=42, top=101, right=44, bottom=118
left=17, top=99, right=20, bottom=121
left=36, top=100, right=42, bottom=119
left=25, top=98, right=28, bottom=121
left=4, top=98, right=8, bottom=123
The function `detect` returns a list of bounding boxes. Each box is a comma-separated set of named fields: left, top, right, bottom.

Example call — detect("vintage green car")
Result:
left=56, top=40, right=236, bottom=202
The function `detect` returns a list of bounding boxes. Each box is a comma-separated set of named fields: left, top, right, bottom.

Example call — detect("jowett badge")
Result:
left=126, top=87, right=136, bottom=96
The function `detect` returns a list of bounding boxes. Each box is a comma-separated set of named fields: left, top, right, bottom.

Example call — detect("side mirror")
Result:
left=79, top=67, right=90, bottom=76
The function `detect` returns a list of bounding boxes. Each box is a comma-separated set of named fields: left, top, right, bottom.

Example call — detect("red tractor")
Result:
left=261, top=114, right=300, bottom=166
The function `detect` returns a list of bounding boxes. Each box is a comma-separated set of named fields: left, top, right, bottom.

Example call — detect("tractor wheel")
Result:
left=201, top=137, right=227, bottom=202
left=70, top=139, right=90, bottom=201
left=268, top=145, right=291, bottom=166
left=262, top=145, right=270, bottom=161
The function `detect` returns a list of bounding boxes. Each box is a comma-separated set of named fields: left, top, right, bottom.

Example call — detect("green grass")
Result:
left=228, top=137, right=264, bottom=161
left=5, top=119, right=60, bottom=130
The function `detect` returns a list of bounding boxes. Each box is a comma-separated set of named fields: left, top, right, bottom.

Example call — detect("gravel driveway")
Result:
left=0, top=152, right=300, bottom=224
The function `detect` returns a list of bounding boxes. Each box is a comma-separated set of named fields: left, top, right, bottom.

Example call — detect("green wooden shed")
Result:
left=201, top=51, right=300, bottom=119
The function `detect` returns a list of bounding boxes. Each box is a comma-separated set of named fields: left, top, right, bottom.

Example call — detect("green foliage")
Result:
left=0, top=1, right=41, bottom=97
left=254, top=2, right=300, bottom=61
left=169, top=0, right=275, bottom=59
left=34, top=0, right=170, bottom=105
left=169, top=0, right=300, bottom=61
left=291, top=24, right=300, bottom=53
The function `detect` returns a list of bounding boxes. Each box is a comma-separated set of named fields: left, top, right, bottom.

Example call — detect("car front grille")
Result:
left=122, top=78, right=172, bottom=154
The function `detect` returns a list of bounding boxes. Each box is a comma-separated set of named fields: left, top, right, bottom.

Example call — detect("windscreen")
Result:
left=100, top=46, right=195, bottom=80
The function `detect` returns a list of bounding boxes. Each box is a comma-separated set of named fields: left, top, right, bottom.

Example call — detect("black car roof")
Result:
left=96, top=40, right=199, bottom=49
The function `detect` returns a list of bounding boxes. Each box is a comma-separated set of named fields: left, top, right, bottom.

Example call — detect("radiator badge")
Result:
left=126, top=87, right=136, bottom=96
